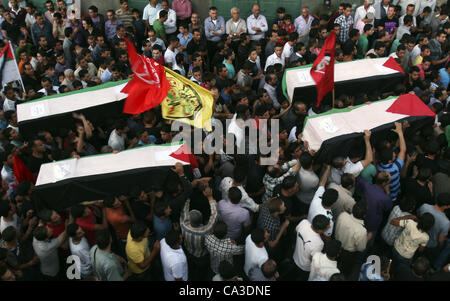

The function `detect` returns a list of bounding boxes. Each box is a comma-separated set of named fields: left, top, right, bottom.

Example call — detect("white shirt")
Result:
left=33, top=236, right=62, bottom=277
left=143, top=3, right=162, bottom=26
left=160, top=238, right=188, bottom=281
left=25, top=13, right=36, bottom=27
left=294, top=15, right=314, bottom=35
left=263, top=83, right=280, bottom=110
left=69, top=237, right=92, bottom=278
left=308, top=252, right=340, bottom=281
left=100, top=68, right=112, bottom=83
left=293, top=219, right=324, bottom=271
left=246, top=14, right=268, bottom=41
left=219, top=177, right=259, bottom=213
left=227, top=113, right=245, bottom=149
left=0, top=214, right=19, bottom=233
left=244, top=234, right=268, bottom=276
left=3, top=98, right=16, bottom=112
left=38, top=87, right=60, bottom=96
left=108, top=129, right=126, bottom=151
left=354, top=5, right=376, bottom=25
left=288, top=126, right=298, bottom=143
left=173, top=63, right=186, bottom=77
left=1, top=165, right=15, bottom=187
left=264, top=52, right=284, bottom=71
left=282, top=42, right=294, bottom=63
left=296, top=168, right=320, bottom=205
left=307, top=186, right=334, bottom=237
left=164, top=47, right=179, bottom=67
left=343, top=157, right=364, bottom=177
left=157, top=8, right=177, bottom=34
left=411, top=44, right=422, bottom=63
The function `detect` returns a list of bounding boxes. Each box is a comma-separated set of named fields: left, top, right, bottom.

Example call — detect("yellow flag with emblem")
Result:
left=161, top=67, right=214, bottom=131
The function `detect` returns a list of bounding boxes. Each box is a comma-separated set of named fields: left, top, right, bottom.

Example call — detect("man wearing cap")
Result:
left=355, top=0, right=376, bottom=25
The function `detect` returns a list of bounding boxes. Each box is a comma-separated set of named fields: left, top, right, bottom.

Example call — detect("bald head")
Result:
left=189, top=209, right=203, bottom=227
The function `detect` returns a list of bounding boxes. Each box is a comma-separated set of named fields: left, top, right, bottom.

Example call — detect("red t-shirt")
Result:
left=76, top=211, right=96, bottom=246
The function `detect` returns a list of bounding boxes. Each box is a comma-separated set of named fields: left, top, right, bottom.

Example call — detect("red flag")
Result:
left=13, top=154, right=36, bottom=184
left=169, top=143, right=199, bottom=169
left=386, top=94, right=435, bottom=117
left=310, top=31, right=336, bottom=108
left=383, top=56, right=405, bottom=74
left=121, top=39, right=170, bottom=114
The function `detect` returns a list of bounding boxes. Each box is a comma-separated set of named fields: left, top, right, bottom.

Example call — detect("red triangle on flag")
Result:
left=169, top=143, right=199, bottom=169
left=386, top=94, right=436, bottom=117
left=13, top=154, right=37, bottom=184
left=382, top=57, right=405, bottom=74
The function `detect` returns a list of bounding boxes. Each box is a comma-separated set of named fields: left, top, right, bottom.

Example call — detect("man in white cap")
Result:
left=355, top=0, right=376, bottom=25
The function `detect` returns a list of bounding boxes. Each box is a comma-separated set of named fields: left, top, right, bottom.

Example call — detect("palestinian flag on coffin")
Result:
left=301, top=94, right=436, bottom=163
left=0, top=42, right=22, bottom=86
left=282, top=57, right=405, bottom=105
left=33, top=142, right=194, bottom=211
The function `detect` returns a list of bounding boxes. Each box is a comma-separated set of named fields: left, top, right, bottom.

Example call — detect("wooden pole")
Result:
left=332, top=88, right=335, bottom=109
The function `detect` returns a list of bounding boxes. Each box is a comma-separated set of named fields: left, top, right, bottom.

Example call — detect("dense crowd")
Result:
left=0, top=0, right=449, bottom=282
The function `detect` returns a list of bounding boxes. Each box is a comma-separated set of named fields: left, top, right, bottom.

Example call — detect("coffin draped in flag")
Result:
left=302, top=94, right=435, bottom=163
left=161, top=67, right=214, bottom=131
left=310, top=30, right=335, bottom=108
left=283, top=57, right=405, bottom=106
left=122, top=38, right=170, bottom=114
left=0, top=42, right=22, bottom=86
left=17, top=80, right=129, bottom=139
left=34, top=142, right=192, bottom=210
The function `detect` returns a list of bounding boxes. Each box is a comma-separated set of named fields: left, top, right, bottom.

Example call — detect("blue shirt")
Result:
left=177, top=32, right=193, bottom=64
left=105, top=19, right=123, bottom=40
left=357, top=177, right=393, bottom=233
left=204, top=16, right=225, bottom=42
left=378, top=157, right=404, bottom=200
left=223, top=59, right=235, bottom=79
left=153, top=215, right=172, bottom=241
left=439, top=68, right=449, bottom=88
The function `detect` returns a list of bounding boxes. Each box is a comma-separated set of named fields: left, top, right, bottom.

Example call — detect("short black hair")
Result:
left=213, top=221, right=227, bottom=239
left=70, top=205, right=85, bottom=219
left=165, top=229, right=181, bottom=249
left=95, top=229, right=111, bottom=249
left=251, top=228, right=266, bottom=245
left=417, top=213, right=435, bottom=232
left=352, top=200, right=368, bottom=220
left=130, top=220, right=148, bottom=239
left=312, top=214, right=330, bottom=231
left=322, top=189, right=338, bottom=207
left=33, top=226, right=49, bottom=241
left=282, top=176, right=297, bottom=190
left=300, top=152, right=313, bottom=169
left=323, top=239, right=341, bottom=258
left=67, top=223, right=80, bottom=238
left=228, top=187, right=242, bottom=204
left=1, top=226, right=16, bottom=242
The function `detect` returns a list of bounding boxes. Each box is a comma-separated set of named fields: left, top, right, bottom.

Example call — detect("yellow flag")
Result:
left=161, top=67, right=214, bottom=131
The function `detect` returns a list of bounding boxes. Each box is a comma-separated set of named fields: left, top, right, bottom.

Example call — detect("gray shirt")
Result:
left=32, top=236, right=62, bottom=277
left=417, top=204, right=450, bottom=248
left=90, top=245, right=124, bottom=281
left=296, top=168, right=319, bottom=205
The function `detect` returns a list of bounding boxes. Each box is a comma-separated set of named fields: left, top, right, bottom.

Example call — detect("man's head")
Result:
left=261, top=259, right=279, bottom=280
left=409, top=65, right=420, bottom=81
left=158, top=9, right=168, bottom=22
left=343, top=4, right=352, bottom=18
left=130, top=220, right=150, bottom=241
left=120, top=0, right=129, bottom=11
left=274, top=43, right=283, bottom=58
left=403, top=15, right=413, bottom=27
left=228, top=186, right=242, bottom=205
left=341, top=173, right=355, bottom=190
left=67, top=223, right=85, bottom=240
left=95, top=228, right=112, bottom=250
left=189, top=209, right=203, bottom=227
left=267, top=198, right=286, bottom=216
left=411, top=257, right=430, bottom=277
left=322, top=189, right=338, bottom=208
left=165, top=229, right=182, bottom=249
left=312, top=214, right=331, bottom=234
left=436, top=193, right=450, bottom=210
left=33, top=225, right=52, bottom=241
left=154, top=201, right=172, bottom=218
left=352, top=200, right=368, bottom=220
left=250, top=228, right=269, bottom=248
left=88, top=5, right=99, bottom=18
left=406, top=4, right=415, bottom=16
left=302, top=7, right=309, bottom=18
left=293, top=101, right=307, bottom=116
left=209, top=6, right=218, bottom=20
left=324, top=239, right=341, bottom=260
left=436, top=30, right=447, bottom=44
left=387, top=5, right=395, bottom=18
left=213, top=221, right=227, bottom=240
left=252, top=3, right=260, bottom=17
left=281, top=176, right=299, bottom=197
left=374, top=171, right=391, bottom=187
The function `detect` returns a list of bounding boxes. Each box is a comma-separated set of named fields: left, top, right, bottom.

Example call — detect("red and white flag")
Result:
left=121, top=38, right=170, bottom=114
left=310, top=31, right=336, bottom=108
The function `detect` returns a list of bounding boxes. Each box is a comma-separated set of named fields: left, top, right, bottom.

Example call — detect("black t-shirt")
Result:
left=26, top=154, right=50, bottom=174
left=186, top=38, right=207, bottom=56
left=22, top=74, right=42, bottom=92
left=2, top=19, right=21, bottom=44
left=393, top=264, right=425, bottom=281
left=403, top=178, right=433, bottom=209
left=273, top=184, right=300, bottom=217
left=245, top=158, right=265, bottom=195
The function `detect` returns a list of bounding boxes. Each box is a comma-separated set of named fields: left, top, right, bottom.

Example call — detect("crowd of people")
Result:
left=0, top=0, right=448, bottom=282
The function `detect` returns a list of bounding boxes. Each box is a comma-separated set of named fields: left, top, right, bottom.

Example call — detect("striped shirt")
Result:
left=180, top=199, right=218, bottom=258
left=378, top=158, right=404, bottom=201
